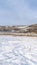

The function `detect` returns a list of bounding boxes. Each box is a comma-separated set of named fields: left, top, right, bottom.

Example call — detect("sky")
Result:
left=0, top=0, right=37, bottom=25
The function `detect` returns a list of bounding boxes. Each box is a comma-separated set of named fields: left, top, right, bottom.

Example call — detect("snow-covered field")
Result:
left=0, top=36, right=37, bottom=65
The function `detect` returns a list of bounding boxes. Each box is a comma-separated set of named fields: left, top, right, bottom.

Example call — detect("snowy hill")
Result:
left=0, top=24, right=37, bottom=36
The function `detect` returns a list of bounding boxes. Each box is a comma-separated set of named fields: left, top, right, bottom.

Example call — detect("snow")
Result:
left=0, top=36, right=37, bottom=65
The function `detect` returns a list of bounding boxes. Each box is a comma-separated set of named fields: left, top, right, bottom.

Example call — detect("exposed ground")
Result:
left=0, top=24, right=37, bottom=36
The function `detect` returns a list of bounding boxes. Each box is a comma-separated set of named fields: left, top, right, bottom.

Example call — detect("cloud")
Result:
left=0, top=0, right=37, bottom=25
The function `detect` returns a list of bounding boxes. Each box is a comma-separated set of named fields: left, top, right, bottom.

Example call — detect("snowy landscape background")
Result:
left=0, top=0, right=37, bottom=65
left=0, top=36, right=37, bottom=65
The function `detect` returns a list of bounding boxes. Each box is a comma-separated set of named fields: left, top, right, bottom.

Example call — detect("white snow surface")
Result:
left=0, top=36, right=37, bottom=65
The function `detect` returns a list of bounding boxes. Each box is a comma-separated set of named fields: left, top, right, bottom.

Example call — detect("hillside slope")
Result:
left=0, top=24, right=37, bottom=36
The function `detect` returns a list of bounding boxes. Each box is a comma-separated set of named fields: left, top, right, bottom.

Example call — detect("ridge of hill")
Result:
left=0, top=24, right=37, bottom=36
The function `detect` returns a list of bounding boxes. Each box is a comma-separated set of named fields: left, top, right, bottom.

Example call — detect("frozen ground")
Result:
left=0, top=36, right=37, bottom=65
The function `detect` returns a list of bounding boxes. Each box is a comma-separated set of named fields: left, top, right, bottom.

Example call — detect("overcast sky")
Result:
left=0, top=0, right=37, bottom=25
